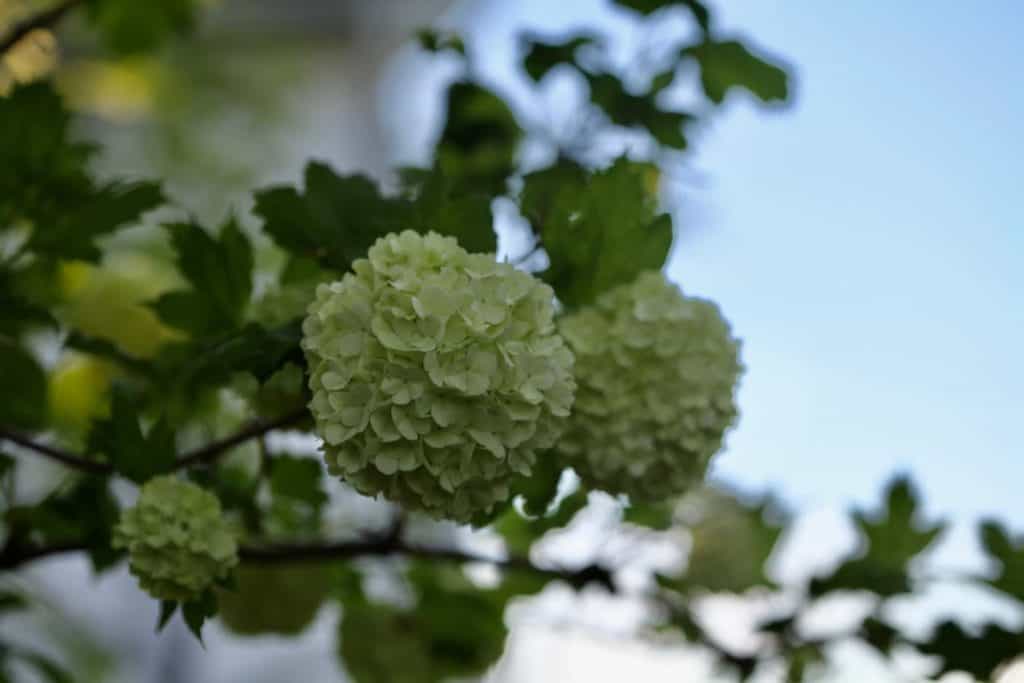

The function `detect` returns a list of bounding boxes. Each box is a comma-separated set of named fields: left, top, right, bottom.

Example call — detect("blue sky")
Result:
left=398, top=0, right=1024, bottom=527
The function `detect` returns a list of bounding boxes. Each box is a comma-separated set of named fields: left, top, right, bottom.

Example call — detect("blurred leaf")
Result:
left=0, top=338, right=46, bottom=429
left=267, top=454, right=327, bottom=534
left=918, top=620, right=1024, bottom=680
left=253, top=162, right=407, bottom=272
left=152, top=218, right=253, bottom=338
left=520, top=32, right=598, bottom=81
left=861, top=617, right=900, bottom=656
left=0, top=271, right=57, bottom=336
left=436, top=82, right=522, bottom=197
left=24, top=181, right=164, bottom=262
left=784, top=644, right=823, bottom=683
left=0, top=591, right=26, bottom=613
left=612, top=0, right=711, bottom=31
left=494, top=488, right=588, bottom=555
left=810, top=476, right=945, bottom=597
left=340, top=563, right=511, bottom=683
left=520, top=157, right=672, bottom=308
left=624, top=501, right=675, bottom=531
left=6, top=476, right=121, bottom=571
left=416, top=28, right=465, bottom=55
left=508, top=452, right=564, bottom=517
left=586, top=73, right=693, bottom=149
left=219, top=564, right=331, bottom=636
left=15, top=652, right=72, bottom=683
left=0, top=83, right=163, bottom=261
left=86, top=0, right=199, bottom=54
left=163, top=320, right=303, bottom=394
left=663, top=489, right=785, bottom=593
left=182, top=589, right=217, bottom=644
left=86, top=388, right=176, bottom=483
left=978, top=519, right=1024, bottom=602
left=683, top=39, right=789, bottom=105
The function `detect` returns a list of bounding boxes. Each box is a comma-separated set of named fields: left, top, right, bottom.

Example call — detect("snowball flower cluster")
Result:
left=113, top=476, right=238, bottom=601
left=557, top=271, right=742, bottom=501
left=302, top=231, right=575, bottom=522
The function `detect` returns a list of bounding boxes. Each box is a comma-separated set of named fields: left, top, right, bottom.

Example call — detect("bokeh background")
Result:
left=1, top=0, right=1022, bottom=681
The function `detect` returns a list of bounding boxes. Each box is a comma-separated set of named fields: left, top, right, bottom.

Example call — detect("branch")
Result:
left=0, top=406, right=310, bottom=477
left=0, top=428, right=111, bottom=475
left=1, top=535, right=615, bottom=591
left=170, top=407, right=309, bottom=471
left=0, top=0, right=82, bottom=55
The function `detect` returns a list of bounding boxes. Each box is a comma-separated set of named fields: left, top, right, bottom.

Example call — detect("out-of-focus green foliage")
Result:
left=1, top=2, right=1019, bottom=682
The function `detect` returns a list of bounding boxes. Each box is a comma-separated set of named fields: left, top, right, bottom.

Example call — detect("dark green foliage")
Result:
left=398, top=167, right=497, bottom=253
left=152, top=219, right=254, bottom=338
left=0, top=338, right=46, bottom=429
left=86, top=0, right=199, bottom=54
left=509, top=452, right=565, bottom=517
left=495, top=488, right=589, bottom=556
left=979, top=519, right=1024, bottom=602
left=684, top=39, right=789, bottom=105
left=586, top=73, right=694, bottom=149
left=520, top=157, right=672, bottom=307
left=254, top=162, right=409, bottom=272
left=181, top=589, right=218, bottom=644
left=165, top=320, right=303, bottom=393
left=267, top=454, right=327, bottom=534
left=5, top=476, right=121, bottom=571
left=612, top=0, right=712, bottom=31
left=86, top=389, right=176, bottom=483
left=416, top=28, right=466, bottom=56
left=810, top=476, right=945, bottom=597
left=0, top=83, right=164, bottom=262
left=917, top=621, right=1024, bottom=680
left=521, top=33, right=599, bottom=81
left=436, top=82, right=522, bottom=197
left=623, top=501, right=675, bottom=531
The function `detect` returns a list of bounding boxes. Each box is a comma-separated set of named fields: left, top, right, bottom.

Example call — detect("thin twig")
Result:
left=171, top=407, right=309, bottom=471
left=0, top=406, right=309, bottom=477
left=0, top=429, right=111, bottom=475
left=0, top=0, right=83, bottom=55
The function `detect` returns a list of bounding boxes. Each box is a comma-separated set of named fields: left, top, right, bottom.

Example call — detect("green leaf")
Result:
left=253, top=162, right=407, bottom=272
left=978, top=519, right=1024, bottom=602
left=612, top=0, right=711, bottom=31
left=0, top=83, right=164, bottom=261
left=683, top=39, right=789, bottom=105
left=586, top=73, right=693, bottom=149
left=810, top=476, right=945, bottom=597
left=24, top=181, right=164, bottom=261
left=0, top=270, right=57, bottom=336
left=157, top=600, right=178, bottom=632
left=624, top=501, right=675, bottom=531
left=520, top=32, right=598, bottom=81
left=494, top=488, right=588, bottom=556
left=86, top=0, right=199, bottom=54
left=416, top=28, right=466, bottom=56
left=182, top=589, right=218, bottom=644
left=509, top=453, right=565, bottom=517
left=520, top=157, right=672, bottom=308
left=667, top=488, right=786, bottom=593
left=860, top=617, right=900, bottom=656
left=436, top=82, right=522, bottom=197
left=86, top=388, right=176, bottom=484
left=0, top=590, right=26, bottom=613
left=152, top=218, right=253, bottom=338
left=267, top=454, right=327, bottom=534
left=917, top=620, right=1024, bottom=680
left=340, top=564, right=511, bottom=683
left=400, top=168, right=497, bottom=253
left=164, top=321, right=304, bottom=393
left=0, top=339, right=46, bottom=429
